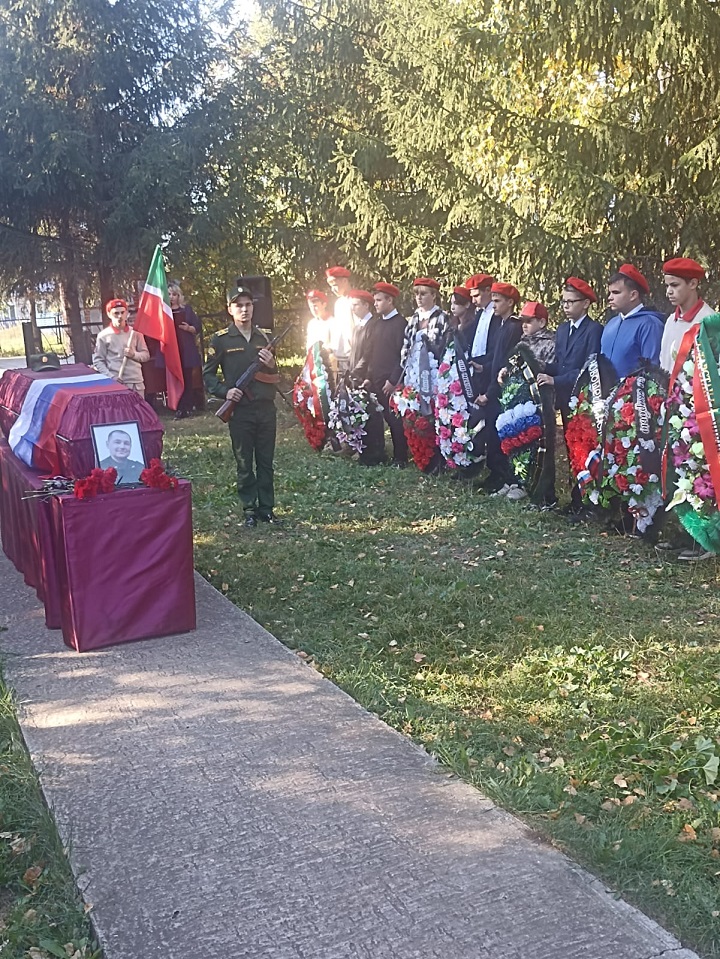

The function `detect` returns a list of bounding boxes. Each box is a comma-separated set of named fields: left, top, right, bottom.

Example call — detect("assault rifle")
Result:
left=215, top=324, right=293, bottom=424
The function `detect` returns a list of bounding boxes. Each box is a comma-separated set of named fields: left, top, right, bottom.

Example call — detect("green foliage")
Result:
left=0, top=675, right=100, bottom=958
left=257, top=0, right=720, bottom=303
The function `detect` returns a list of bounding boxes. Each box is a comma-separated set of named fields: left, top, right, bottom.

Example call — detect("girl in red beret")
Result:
left=660, top=258, right=714, bottom=374
left=394, top=278, right=450, bottom=473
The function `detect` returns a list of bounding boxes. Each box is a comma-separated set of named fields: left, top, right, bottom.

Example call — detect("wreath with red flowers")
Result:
left=390, top=386, right=438, bottom=471
left=293, top=379, right=327, bottom=451
left=293, top=344, right=333, bottom=452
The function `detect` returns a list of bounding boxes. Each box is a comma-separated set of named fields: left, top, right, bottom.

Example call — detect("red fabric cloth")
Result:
left=0, top=364, right=163, bottom=478
left=0, top=438, right=62, bottom=627
left=51, top=481, right=195, bottom=651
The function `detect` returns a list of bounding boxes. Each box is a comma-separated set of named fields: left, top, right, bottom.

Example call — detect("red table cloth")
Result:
left=50, top=481, right=196, bottom=651
left=0, top=438, right=196, bottom=650
left=0, top=438, right=62, bottom=628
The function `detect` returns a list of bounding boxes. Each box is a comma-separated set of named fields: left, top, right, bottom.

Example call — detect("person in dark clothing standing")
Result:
left=203, top=286, right=280, bottom=527
left=538, top=276, right=603, bottom=513
left=168, top=281, right=203, bottom=419
left=476, top=281, right=523, bottom=493
left=356, top=282, right=408, bottom=467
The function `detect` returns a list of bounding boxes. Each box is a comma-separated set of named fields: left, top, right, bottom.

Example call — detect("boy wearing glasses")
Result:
left=537, top=277, right=603, bottom=512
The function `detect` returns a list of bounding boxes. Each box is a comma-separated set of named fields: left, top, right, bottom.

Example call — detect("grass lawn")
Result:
left=177, top=401, right=717, bottom=956
left=0, top=675, right=100, bottom=959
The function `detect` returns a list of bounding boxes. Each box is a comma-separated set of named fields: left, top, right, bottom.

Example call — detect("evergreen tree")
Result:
left=0, top=0, right=217, bottom=360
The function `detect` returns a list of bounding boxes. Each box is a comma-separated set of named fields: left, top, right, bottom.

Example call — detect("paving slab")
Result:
left=0, top=548, right=699, bottom=959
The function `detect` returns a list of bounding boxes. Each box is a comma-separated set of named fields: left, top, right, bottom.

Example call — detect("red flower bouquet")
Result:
left=140, top=459, right=179, bottom=490
left=73, top=467, right=117, bottom=500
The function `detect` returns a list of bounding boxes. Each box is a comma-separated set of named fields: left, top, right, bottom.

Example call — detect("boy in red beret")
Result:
left=476, top=282, right=523, bottom=492
left=601, top=265, right=663, bottom=379
left=325, top=266, right=354, bottom=373
left=537, top=277, right=604, bottom=513
left=305, top=289, right=333, bottom=350
left=660, top=258, right=715, bottom=373
left=354, top=282, right=409, bottom=466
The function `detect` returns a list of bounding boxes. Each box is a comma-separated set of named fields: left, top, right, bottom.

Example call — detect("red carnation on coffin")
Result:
left=140, top=459, right=179, bottom=490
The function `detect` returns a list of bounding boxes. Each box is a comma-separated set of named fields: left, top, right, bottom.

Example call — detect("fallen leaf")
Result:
left=676, top=797, right=695, bottom=811
left=574, top=813, right=587, bottom=824
left=613, top=775, right=628, bottom=788
left=711, top=827, right=720, bottom=843
left=23, top=865, right=43, bottom=886
left=502, top=745, right=516, bottom=757
left=413, top=652, right=426, bottom=663
left=621, top=795, right=636, bottom=806
left=601, top=799, right=620, bottom=811
left=678, top=824, right=697, bottom=842
left=549, top=756, right=565, bottom=768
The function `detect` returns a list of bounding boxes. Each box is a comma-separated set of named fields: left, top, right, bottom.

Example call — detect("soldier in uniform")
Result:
left=203, top=286, right=280, bottom=527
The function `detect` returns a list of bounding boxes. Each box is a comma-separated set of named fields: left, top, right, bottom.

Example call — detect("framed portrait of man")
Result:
left=90, top=421, right=147, bottom=485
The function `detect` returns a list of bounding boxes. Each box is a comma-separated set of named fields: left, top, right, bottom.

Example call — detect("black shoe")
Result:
left=258, top=512, right=282, bottom=525
left=173, top=410, right=190, bottom=420
left=389, top=459, right=408, bottom=469
left=244, top=514, right=258, bottom=528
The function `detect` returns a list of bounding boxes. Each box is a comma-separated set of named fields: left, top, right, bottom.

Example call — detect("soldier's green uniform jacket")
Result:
left=202, top=324, right=277, bottom=404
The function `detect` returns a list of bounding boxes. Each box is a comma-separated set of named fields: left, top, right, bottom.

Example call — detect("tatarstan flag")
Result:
left=133, top=245, right=183, bottom=410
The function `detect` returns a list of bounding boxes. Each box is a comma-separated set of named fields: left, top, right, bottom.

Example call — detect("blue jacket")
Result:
left=600, top=307, right=664, bottom=380
left=547, top=316, right=603, bottom=409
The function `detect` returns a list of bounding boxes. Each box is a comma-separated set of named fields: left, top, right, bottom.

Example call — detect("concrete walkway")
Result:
left=0, top=549, right=698, bottom=959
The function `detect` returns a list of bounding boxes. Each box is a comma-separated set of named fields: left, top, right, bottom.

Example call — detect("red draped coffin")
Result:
left=0, top=363, right=163, bottom=477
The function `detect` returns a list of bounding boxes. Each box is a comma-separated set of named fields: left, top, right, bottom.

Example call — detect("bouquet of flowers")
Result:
left=328, top=379, right=382, bottom=454
left=591, top=368, right=667, bottom=532
left=74, top=467, right=117, bottom=500
left=434, top=345, right=484, bottom=469
left=664, top=315, right=720, bottom=552
left=140, top=458, right=179, bottom=491
left=390, top=385, right=438, bottom=471
left=496, top=349, right=546, bottom=490
left=293, top=343, right=334, bottom=452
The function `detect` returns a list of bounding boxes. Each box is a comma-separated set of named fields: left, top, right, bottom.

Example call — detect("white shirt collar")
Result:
left=382, top=308, right=399, bottom=320
left=621, top=303, right=644, bottom=320
left=570, top=314, right=588, bottom=330
left=357, top=312, right=372, bottom=327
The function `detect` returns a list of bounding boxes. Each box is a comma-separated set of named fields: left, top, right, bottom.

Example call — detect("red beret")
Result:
left=452, top=286, right=472, bottom=302
left=306, top=289, right=328, bottom=302
left=466, top=273, right=495, bottom=290
left=490, top=281, right=520, bottom=303
left=520, top=301, right=549, bottom=321
left=106, top=298, right=128, bottom=312
left=348, top=289, right=375, bottom=306
left=325, top=266, right=351, bottom=279
left=413, top=277, right=441, bottom=291
left=373, top=282, right=400, bottom=298
left=663, top=257, right=706, bottom=281
left=617, top=263, right=649, bottom=294
left=564, top=276, right=597, bottom=303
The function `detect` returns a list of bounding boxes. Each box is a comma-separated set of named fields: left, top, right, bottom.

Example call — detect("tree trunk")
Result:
left=98, top=260, right=114, bottom=315
left=60, top=275, right=92, bottom=365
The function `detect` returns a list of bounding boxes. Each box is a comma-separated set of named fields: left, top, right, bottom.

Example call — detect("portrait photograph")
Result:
left=90, top=421, right=147, bottom=485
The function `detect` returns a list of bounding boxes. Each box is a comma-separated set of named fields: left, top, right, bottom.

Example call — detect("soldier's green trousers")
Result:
left=228, top=401, right=277, bottom=515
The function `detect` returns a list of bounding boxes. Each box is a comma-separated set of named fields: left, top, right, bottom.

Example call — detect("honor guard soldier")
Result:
left=203, top=286, right=280, bottom=527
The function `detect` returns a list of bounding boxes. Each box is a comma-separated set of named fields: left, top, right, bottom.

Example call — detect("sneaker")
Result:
left=244, top=514, right=258, bottom=528
left=258, top=512, right=282, bottom=525
left=677, top=545, right=715, bottom=562
left=505, top=485, right=528, bottom=501
left=540, top=500, right=558, bottom=512
left=490, top=483, right=512, bottom=498
left=389, top=460, right=408, bottom=469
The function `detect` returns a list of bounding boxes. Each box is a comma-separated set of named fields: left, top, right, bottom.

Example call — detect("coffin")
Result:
left=0, top=363, right=163, bottom=477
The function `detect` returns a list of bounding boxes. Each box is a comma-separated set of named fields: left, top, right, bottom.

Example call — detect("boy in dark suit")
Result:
left=537, top=277, right=603, bottom=512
